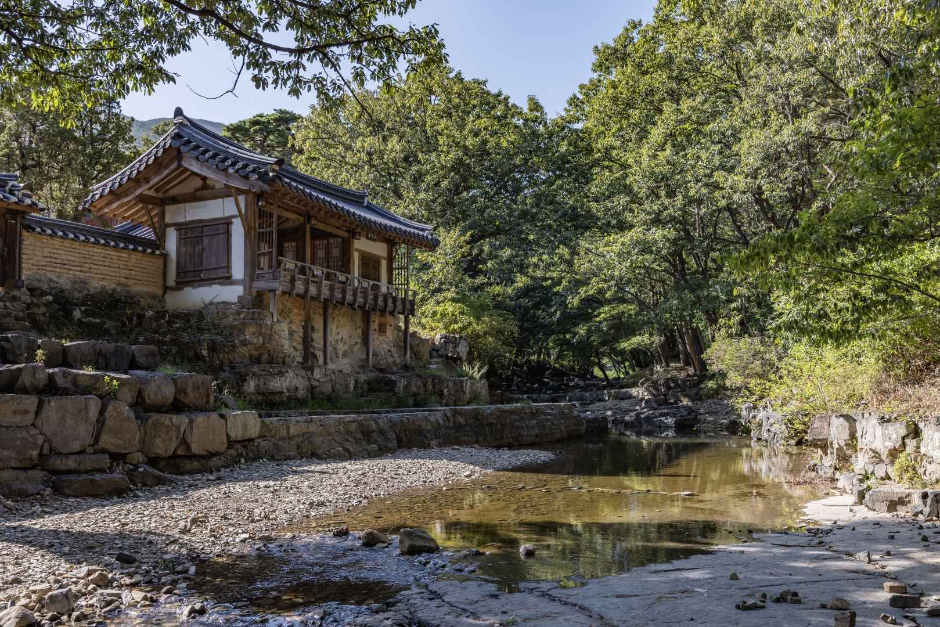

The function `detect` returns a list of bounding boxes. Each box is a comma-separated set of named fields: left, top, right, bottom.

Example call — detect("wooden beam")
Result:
left=142, top=205, right=159, bottom=241
left=228, top=188, right=248, bottom=234
left=181, top=155, right=269, bottom=193
left=95, top=159, right=182, bottom=216
left=164, top=187, right=235, bottom=205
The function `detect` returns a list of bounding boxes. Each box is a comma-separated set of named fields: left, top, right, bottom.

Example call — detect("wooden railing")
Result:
left=253, top=257, right=416, bottom=315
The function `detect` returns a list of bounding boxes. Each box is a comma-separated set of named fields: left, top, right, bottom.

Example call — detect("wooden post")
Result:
left=366, top=310, right=373, bottom=369
left=404, top=312, right=411, bottom=367
left=303, top=218, right=312, bottom=364
left=323, top=301, right=331, bottom=367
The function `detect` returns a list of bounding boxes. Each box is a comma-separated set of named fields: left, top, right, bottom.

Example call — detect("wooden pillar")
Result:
left=242, top=193, right=256, bottom=301
left=366, top=310, right=373, bottom=369
left=303, top=219, right=312, bottom=364
left=404, top=312, right=411, bottom=367
left=346, top=232, right=355, bottom=276
left=323, top=301, right=331, bottom=367
left=269, top=194, right=279, bottom=321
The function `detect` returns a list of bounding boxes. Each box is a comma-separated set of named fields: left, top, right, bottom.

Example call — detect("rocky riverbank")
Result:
left=342, top=492, right=940, bottom=626
left=0, top=446, right=553, bottom=626
left=36, top=483, right=940, bottom=627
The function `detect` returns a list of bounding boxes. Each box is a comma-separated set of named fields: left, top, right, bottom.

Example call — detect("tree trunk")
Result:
left=657, top=335, right=671, bottom=367
left=681, top=324, right=708, bottom=374
left=595, top=353, right=611, bottom=384
left=676, top=327, right=692, bottom=367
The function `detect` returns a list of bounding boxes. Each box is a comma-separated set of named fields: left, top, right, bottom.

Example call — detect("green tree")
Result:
left=0, top=0, right=444, bottom=122
left=0, top=100, right=139, bottom=218
left=222, top=109, right=302, bottom=163
left=293, top=66, right=591, bottom=369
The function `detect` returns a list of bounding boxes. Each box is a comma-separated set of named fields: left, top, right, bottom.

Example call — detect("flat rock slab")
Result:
left=34, top=396, right=101, bottom=454
left=362, top=495, right=940, bottom=626
left=40, top=454, right=110, bottom=474
left=0, top=468, right=51, bottom=498
left=52, top=474, right=130, bottom=498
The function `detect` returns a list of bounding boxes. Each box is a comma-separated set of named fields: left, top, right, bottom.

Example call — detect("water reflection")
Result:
left=303, top=436, right=820, bottom=587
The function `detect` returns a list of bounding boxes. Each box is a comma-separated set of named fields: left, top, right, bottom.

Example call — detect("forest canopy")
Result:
left=4, top=0, right=939, bottom=394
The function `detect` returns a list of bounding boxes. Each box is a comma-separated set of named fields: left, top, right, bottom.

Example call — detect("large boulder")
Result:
left=0, top=606, right=38, bottom=627
left=40, top=454, right=110, bottom=474
left=127, top=464, right=174, bottom=487
left=856, top=414, right=916, bottom=461
left=222, top=411, right=261, bottom=442
left=94, top=400, right=140, bottom=454
left=38, top=339, right=63, bottom=368
left=129, top=370, right=175, bottom=411
left=47, top=369, right=139, bottom=406
left=0, top=332, right=39, bottom=364
left=0, top=469, right=51, bottom=498
left=174, top=412, right=227, bottom=456
left=63, top=341, right=99, bottom=369
left=171, top=373, right=214, bottom=411
left=34, top=396, right=101, bottom=454
left=806, top=414, right=831, bottom=447
left=864, top=486, right=916, bottom=513
left=0, top=363, right=48, bottom=394
left=0, top=394, right=38, bottom=427
left=0, top=426, right=43, bottom=468
left=138, top=413, right=188, bottom=458
left=432, top=333, right=469, bottom=362
left=130, top=345, right=160, bottom=370
left=95, top=343, right=133, bottom=371
left=52, top=474, right=130, bottom=497
left=398, top=528, right=440, bottom=555
left=829, top=414, right=858, bottom=461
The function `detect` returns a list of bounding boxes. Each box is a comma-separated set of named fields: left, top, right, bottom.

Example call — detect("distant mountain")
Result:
left=131, top=117, right=224, bottom=144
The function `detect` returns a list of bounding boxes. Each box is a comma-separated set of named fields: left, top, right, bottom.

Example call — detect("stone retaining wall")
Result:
left=1, top=398, right=580, bottom=496
left=149, top=403, right=581, bottom=475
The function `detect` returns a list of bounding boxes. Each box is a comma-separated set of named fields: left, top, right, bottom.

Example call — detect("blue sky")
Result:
left=121, top=0, right=656, bottom=124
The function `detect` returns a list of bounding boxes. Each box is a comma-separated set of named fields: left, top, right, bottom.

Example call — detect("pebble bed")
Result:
left=0, top=446, right=553, bottom=624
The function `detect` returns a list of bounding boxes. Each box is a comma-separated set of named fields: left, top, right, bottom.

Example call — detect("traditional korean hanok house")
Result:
left=0, top=174, right=43, bottom=288
left=80, top=108, right=439, bottom=371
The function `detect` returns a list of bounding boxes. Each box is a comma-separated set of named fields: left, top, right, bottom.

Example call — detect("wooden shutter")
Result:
left=176, top=221, right=231, bottom=283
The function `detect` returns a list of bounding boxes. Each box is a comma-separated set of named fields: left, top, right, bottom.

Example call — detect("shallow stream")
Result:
left=299, top=435, right=821, bottom=588
left=123, top=435, right=822, bottom=623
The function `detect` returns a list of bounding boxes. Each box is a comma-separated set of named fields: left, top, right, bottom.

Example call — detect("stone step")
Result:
left=0, top=335, right=160, bottom=370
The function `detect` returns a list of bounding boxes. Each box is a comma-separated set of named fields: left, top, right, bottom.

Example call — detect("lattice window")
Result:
left=256, top=204, right=275, bottom=271
left=359, top=254, right=382, bottom=282
left=392, top=244, right=410, bottom=291
left=282, top=241, right=297, bottom=261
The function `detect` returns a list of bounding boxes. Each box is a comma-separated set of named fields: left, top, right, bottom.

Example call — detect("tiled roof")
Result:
left=82, top=108, right=439, bottom=248
left=23, top=215, right=164, bottom=255
left=0, top=173, right=43, bottom=210
left=114, top=221, right=155, bottom=239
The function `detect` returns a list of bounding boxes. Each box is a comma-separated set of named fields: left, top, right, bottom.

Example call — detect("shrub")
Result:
left=893, top=451, right=926, bottom=489
left=707, top=334, right=882, bottom=442
left=704, top=335, right=780, bottom=399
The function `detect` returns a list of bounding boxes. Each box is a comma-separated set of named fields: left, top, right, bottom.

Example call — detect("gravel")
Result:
left=0, top=446, right=553, bottom=623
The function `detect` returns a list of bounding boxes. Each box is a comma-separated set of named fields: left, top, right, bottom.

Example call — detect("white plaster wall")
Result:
left=164, top=195, right=247, bottom=310
left=353, top=238, right=388, bottom=282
